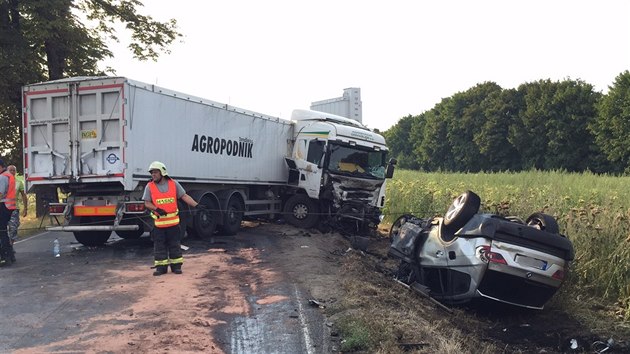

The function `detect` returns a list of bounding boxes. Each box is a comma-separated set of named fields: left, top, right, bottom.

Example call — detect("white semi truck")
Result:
left=22, top=76, right=395, bottom=246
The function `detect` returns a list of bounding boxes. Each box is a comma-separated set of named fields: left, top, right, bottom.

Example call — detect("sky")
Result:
left=100, top=0, right=630, bottom=132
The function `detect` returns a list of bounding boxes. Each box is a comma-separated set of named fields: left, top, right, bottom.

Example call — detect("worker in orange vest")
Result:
left=0, top=159, right=16, bottom=266
left=143, top=161, right=205, bottom=276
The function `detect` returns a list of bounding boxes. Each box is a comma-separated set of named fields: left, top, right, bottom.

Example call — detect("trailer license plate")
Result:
left=515, top=255, right=547, bottom=270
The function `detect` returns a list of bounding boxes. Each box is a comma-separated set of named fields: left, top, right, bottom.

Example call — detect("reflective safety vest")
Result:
left=1, top=171, right=16, bottom=210
left=148, top=179, right=179, bottom=228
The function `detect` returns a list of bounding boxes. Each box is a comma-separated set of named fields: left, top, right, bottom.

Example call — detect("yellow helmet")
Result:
left=148, top=161, right=168, bottom=176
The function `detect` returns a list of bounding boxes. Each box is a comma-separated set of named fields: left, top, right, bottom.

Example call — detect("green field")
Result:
left=384, top=169, right=630, bottom=320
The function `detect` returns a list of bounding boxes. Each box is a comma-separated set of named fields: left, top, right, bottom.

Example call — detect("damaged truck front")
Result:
left=284, top=109, right=395, bottom=234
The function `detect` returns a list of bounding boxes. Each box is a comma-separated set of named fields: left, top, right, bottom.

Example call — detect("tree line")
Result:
left=383, top=72, right=630, bottom=174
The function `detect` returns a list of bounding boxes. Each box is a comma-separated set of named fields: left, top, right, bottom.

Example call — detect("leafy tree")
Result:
left=543, top=80, right=602, bottom=172
left=0, top=0, right=44, bottom=167
left=509, top=80, right=553, bottom=170
left=415, top=103, right=453, bottom=171
left=510, top=79, right=603, bottom=172
left=475, top=88, right=523, bottom=171
left=591, top=71, right=630, bottom=173
left=446, top=82, right=502, bottom=172
left=0, top=0, right=181, bottom=170
left=383, top=115, right=419, bottom=169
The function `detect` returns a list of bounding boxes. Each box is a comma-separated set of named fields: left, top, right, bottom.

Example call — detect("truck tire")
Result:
left=219, top=196, right=244, bottom=236
left=74, top=231, right=111, bottom=246
left=115, top=217, right=145, bottom=239
left=283, top=194, right=319, bottom=229
left=73, top=217, right=111, bottom=246
left=192, top=200, right=219, bottom=238
left=443, top=190, right=480, bottom=233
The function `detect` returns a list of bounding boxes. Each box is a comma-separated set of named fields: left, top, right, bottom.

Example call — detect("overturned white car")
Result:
left=389, top=191, right=574, bottom=309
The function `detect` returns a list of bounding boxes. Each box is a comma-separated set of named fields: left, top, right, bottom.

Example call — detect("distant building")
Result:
left=310, top=88, right=362, bottom=123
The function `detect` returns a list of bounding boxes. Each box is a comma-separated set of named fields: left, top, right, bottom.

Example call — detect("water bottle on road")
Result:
left=53, top=238, right=60, bottom=257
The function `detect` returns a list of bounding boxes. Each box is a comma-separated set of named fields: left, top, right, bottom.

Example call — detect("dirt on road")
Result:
left=4, top=222, right=347, bottom=353
left=4, top=221, right=630, bottom=353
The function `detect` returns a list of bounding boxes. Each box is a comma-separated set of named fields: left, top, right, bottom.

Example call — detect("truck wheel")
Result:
left=219, top=196, right=244, bottom=236
left=283, top=194, right=319, bottom=229
left=443, top=190, right=480, bottom=233
left=73, top=216, right=112, bottom=246
left=192, top=201, right=219, bottom=238
left=525, top=212, right=560, bottom=234
left=74, top=231, right=111, bottom=246
left=115, top=217, right=145, bottom=239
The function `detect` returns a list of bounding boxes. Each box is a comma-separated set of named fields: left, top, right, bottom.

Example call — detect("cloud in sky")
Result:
left=101, top=0, right=630, bottom=131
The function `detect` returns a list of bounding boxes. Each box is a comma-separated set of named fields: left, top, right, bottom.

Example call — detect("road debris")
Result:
left=308, top=299, right=325, bottom=309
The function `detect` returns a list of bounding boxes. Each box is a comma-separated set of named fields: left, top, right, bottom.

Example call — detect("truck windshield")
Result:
left=327, top=143, right=387, bottom=179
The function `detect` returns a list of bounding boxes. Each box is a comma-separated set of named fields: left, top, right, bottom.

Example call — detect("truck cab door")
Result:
left=290, top=139, right=325, bottom=199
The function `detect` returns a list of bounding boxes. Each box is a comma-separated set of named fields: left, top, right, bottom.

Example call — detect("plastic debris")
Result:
left=308, top=299, right=325, bottom=308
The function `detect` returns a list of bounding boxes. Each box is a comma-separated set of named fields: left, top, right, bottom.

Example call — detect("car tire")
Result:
left=389, top=214, right=413, bottom=242
left=443, top=190, right=481, bottom=233
left=526, top=212, right=560, bottom=234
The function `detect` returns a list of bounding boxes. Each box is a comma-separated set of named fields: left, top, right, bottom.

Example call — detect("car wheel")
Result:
left=526, top=212, right=560, bottom=234
left=443, top=190, right=481, bottom=233
left=389, top=214, right=413, bottom=242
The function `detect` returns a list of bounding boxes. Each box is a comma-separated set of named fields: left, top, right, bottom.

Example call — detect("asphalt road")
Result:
left=0, top=228, right=332, bottom=353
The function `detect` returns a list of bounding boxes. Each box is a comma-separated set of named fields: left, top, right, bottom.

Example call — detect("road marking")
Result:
left=15, top=231, right=51, bottom=244
left=293, top=284, right=315, bottom=354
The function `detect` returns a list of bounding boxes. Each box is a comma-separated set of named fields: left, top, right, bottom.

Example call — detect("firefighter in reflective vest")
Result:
left=143, top=161, right=205, bottom=276
left=0, top=159, right=16, bottom=266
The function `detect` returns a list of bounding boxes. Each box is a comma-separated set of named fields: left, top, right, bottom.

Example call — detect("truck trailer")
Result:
left=22, top=76, right=395, bottom=246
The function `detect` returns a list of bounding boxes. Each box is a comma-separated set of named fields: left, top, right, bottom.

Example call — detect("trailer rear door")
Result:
left=24, top=78, right=126, bottom=189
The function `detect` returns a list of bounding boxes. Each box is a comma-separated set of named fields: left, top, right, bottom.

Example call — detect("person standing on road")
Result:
left=143, top=161, right=204, bottom=276
left=6, top=165, right=27, bottom=263
left=0, top=159, right=16, bottom=266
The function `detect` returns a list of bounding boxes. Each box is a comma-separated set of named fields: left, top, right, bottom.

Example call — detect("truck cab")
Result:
left=284, top=109, right=394, bottom=233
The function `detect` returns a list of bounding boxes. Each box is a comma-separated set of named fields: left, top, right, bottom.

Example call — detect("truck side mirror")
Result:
left=385, top=158, right=397, bottom=179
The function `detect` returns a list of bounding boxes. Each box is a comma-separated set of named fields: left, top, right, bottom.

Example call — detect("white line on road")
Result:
left=294, top=284, right=315, bottom=354
left=14, top=231, right=51, bottom=244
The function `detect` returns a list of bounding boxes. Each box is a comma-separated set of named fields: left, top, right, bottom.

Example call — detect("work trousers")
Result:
left=8, top=209, right=20, bottom=241
left=0, top=204, right=14, bottom=262
left=152, top=224, right=183, bottom=266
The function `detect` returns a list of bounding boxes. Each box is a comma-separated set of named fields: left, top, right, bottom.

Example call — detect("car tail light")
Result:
left=126, top=202, right=146, bottom=213
left=49, top=203, right=66, bottom=214
left=552, top=269, right=566, bottom=280
left=479, top=245, right=507, bottom=264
